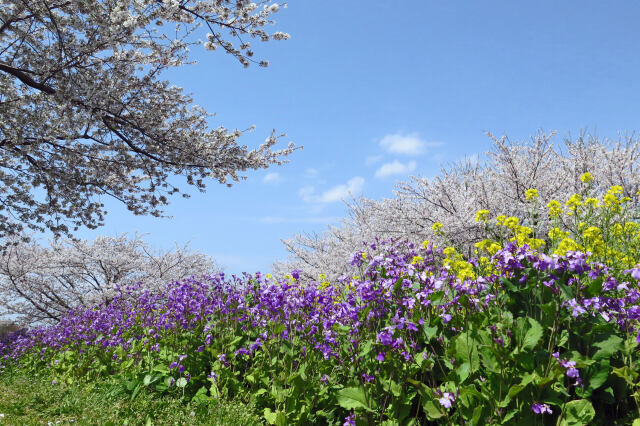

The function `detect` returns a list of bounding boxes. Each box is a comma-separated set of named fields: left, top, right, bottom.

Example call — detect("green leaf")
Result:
left=422, top=400, right=443, bottom=420
left=175, top=377, right=187, bottom=388
left=522, top=317, right=543, bottom=350
left=453, top=332, right=480, bottom=370
left=632, top=419, right=640, bottom=426
left=456, top=362, right=471, bottom=383
left=275, top=411, right=287, bottom=426
left=593, top=335, right=623, bottom=360
left=500, top=276, right=518, bottom=292
left=587, top=365, right=610, bottom=392
left=264, top=408, right=277, bottom=425
left=612, top=366, right=639, bottom=386
left=422, top=325, right=438, bottom=341
left=561, top=399, right=595, bottom=425
left=337, top=387, right=372, bottom=412
left=143, top=374, right=153, bottom=386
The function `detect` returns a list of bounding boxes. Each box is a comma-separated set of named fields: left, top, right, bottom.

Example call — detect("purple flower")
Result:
left=235, top=347, right=250, bottom=357
left=343, top=412, right=355, bottom=426
left=439, top=392, right=455, bottom=409
left=625, top=266, right=640, bottom=281
left=531, top=402, right=552, bottom=414
left=362, top=373, right=374, bottom=383
left=376, top=352, right=385, bottom=362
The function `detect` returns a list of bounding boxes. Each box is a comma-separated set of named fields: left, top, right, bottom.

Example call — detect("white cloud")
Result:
left=305, top=167, right=319, bottom=177
left=379, top=132, right=443, bottom=155
left=262, top=172, right=283, bottom=184
left=300, top=177, right=365, bottom=204
left=375, top=160, right=417, bottom=178
left=365, top=155, right=383, bottom=166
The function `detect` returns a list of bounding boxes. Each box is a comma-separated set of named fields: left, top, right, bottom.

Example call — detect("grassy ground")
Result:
left=0, top=370, right=263, bottom=426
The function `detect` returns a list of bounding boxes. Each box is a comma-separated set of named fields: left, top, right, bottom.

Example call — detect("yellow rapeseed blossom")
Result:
left=411, top=255, right=424, bottom=265
left=496, top=215, right=506, bottom=225
left=582, top=226, right=602, bottom=240
left=611, top=223, right=624, bottom=236
left=580, top=172, right=593, bottom=184
left=548, top=227, right=569, bottom=240
left=443, top=246, right=456, bottom=257
left=584, top=197, right=599, bottom=208
left=503, top=216, right=520, bottom=229
left=361, top=252, right=367, bottom=261
left=554, top=237, right=583, bottom=256
left=565, top=194, right=582, bottom=215
left=432, top=222, right=443, bottom=232
left=525, top=188, right=539, bottom=201
left=422, top=240, right=430, bottom=249
left=603, top=186, right=624, bottom=212
left=547, top=200, right=563, bottom=218
left=475, top=209, right=490, bottom=223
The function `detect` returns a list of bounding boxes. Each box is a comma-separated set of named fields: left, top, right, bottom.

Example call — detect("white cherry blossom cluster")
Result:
left=274, top=131, right=640, bottom=280
left=0, top=233, right=219, bottom=326
left=0, top=0, right=295, bottom=242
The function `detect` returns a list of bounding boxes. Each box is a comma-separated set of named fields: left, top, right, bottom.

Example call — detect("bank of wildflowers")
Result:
left=2, top=176, right=640, bottom=425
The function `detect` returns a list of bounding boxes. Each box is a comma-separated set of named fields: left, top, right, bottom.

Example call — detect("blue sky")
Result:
left=72, top=1, right=640, bottom=276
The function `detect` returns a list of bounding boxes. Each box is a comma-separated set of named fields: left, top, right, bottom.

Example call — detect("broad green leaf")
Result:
left=612, top=366, right=639, bottom=386
left=632, top=419, right=640, bottom=426
left=337, top=387, right=371, bottom=411
left=456, top=362, right=471, bottom=383
left=264, top=408, right=277, bottom=425
left=561, top=399, right=595, bottom=425
left=175, top=377, right=187, bottom=388
left=522, top=317, right=543, bottom=350
left=593, top=335, right=623, bottom=360
left=275, top=411, right=287, bottom=426
left=422, top=400, right=443, bottom=420
left=587, top=365, right=610, bottom=391
left=453, top=332, right=480, bottom=370
left=479, top=347, right=500, bottom=373
left=143, top=374, right=153, bottom=386
left=422, top=325, right=438, bottom=341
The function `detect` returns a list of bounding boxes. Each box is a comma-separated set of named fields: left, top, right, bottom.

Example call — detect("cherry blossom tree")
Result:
left=0, top=0, right=296, bottom=240
left=274, top=131, right=640, bottom=280
left=0, top=233, right=219, bottom=324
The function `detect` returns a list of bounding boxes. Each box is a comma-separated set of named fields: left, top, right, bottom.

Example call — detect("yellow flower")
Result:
left=582, top=226, right=602, bottom=240
left=443, top=246, right=456, bottom=257
left=565, top=194, right=582, bottom=215
left=547, top=200, right=563, bottom=218
left=496, top=215, right=507, bottom=225
left=584, top=197, right=599, bottom=208
left=525, top=188, right=539, bottom=201
left=553, top=237, right=583, bottom=256
left=548, top=227, right=569, bottom=240
left=580, top=172, right=593, bottom=184
left=475, top=209, right=490, bottom=223
left=361, top=252, right=367, bottom=261
left=503, top=216, right=520, bottom=229
left=411, top=255, right=424, bottom=265
left=432, top=222, right=443, bottom=232
left=603, top=186, right=624, bottom=209
left=422, top=240, right=430, bottom=249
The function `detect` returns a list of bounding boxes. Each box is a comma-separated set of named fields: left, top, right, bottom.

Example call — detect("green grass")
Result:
left=0, top=369, right=263, bottom=426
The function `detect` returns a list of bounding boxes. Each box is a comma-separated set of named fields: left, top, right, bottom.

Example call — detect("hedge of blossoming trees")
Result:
left=2, top=174, right=640, bottom=425
left=0, top=0, right=296, bottom=246
left=275, top=131, right=640, bottom=281
left=0, top=233, right=218, bottom=326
